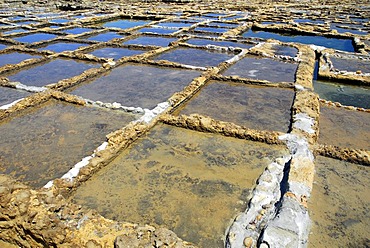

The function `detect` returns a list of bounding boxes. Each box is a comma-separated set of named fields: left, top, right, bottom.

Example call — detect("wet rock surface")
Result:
left=0, top=0, right=369, bottom=247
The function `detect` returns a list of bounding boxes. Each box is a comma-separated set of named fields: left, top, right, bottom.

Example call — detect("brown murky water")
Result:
left=69, top=64, right=201, bottom=109
left=175, top=81, right=294, bottom=132
left=71, top=124, right=287, bottom=247
left=318, top=105, right=370, bottom=150
left=308, top=156, right=370, bottom=248
left=222, top=55, right=298, bottom=82
left=0, top=100, right=137, bottom=188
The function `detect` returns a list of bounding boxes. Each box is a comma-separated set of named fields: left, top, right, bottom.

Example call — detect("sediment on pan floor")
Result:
left=69, top=123, right=289, bottom=247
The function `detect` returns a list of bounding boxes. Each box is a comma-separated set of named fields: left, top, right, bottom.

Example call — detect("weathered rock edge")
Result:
left=0, top=174, right=196, bottom=247
left=160, top=113, right=285, bottom=145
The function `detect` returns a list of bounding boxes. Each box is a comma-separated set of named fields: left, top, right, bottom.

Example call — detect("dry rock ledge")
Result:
left=0, top=174, right=196, bottom=247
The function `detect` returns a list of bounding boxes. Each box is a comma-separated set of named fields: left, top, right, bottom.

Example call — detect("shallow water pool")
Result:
left=319, top=104, right=370, bottom=150
left=87, top=47, right=146, bottom=60
left=175, top=81, right=294, bottom=132
left=63, top=27, right=95, bottom=35
left=329, top=56, right=370, bottom=73
left=0, top=86, right=31, bottom=107
left=0, top=100, right=136, bottom=188
left=123, top=36, right=176, bottom=47
left=6, top=58, right=100, bottom=87
left=69, top=64, right=200, bottom=109
left=13, top=33, right=57, bottom=43
left=223, top=55, right=297, bottom=82
left=186, top=38, right=254, bottom=49
left=243, top=30, right=355, bottom=52
left=308, top=156, right=369, bottom=247
left=314, top=80, right=370, bottom=109
left=38, top=41, right=89, bottom=52
left=0, top=52, right=41, bottom=67
left=102, top=19, right=149, bottom=29
left=154, top=48, right=235, bottom=67
left=86, top=31, right=123, bottom=42
left=71, top=124, right=287, bottom=247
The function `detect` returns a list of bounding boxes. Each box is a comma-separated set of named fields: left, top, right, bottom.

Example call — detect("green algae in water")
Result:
left=318, top=104, right=370, bottom=150
left=0, top=100, right=137, bottom=188
left=71, top=124, right=287, bottom=247
left=308, top=156, right=370, bottom=248
left=175, top=81, right=294, bottom=133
